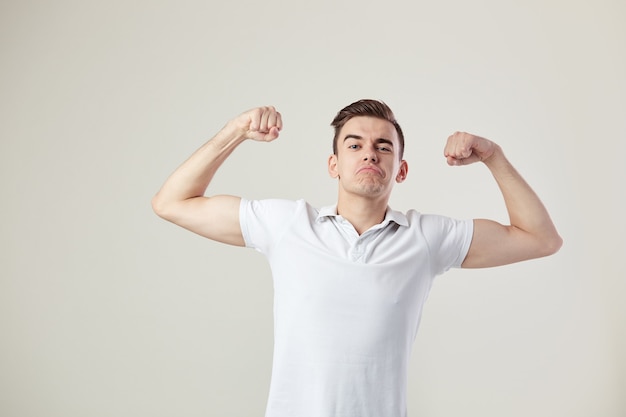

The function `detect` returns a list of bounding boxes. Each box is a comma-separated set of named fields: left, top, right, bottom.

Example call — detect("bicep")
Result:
left=157, top=195, right=245, bottom=246
left=461, top=219, right=544, bottom=268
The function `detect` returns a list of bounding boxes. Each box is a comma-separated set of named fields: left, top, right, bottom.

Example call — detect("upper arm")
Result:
left=461, top=219, right=561, bottom=268
left=152, top=194, right=245, bottom=246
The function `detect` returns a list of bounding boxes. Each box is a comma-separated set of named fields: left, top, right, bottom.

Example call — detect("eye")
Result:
left=378, top=146, right=392, bottom=152
left=348, top=144, right=359, bottom=149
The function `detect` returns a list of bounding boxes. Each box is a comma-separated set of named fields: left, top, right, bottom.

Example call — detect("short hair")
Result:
left=331, top=99, right=405, bottom=159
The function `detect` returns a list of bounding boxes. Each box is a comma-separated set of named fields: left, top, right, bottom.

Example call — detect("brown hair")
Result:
left=331, top=99, right=405, bottom=159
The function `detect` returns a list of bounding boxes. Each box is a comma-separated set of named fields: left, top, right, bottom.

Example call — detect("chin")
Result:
left=354, top=182, right=388, bottom=196
left=341, top=178, right=390, bottom=197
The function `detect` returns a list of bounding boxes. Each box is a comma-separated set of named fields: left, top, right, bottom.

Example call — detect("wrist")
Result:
left=217, top=120, right=249, bottom=145
left=483, top=146, right=516, bottom=177
left=482, top=144, right=504, bottom=166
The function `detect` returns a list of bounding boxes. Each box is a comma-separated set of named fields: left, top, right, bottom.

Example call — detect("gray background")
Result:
left=1, top=0, right=624, bottom=416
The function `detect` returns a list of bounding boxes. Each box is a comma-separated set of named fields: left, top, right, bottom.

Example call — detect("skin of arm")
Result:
left=151, top=106, right=282, bottom=246
left=443, top=132, right=563, bottom=268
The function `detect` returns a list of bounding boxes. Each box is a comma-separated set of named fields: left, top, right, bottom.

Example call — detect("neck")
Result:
left=336, top=194, right=389, bottom=235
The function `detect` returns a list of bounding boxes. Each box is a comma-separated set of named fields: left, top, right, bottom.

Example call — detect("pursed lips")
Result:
left=356, top=165, right=383, bottom=176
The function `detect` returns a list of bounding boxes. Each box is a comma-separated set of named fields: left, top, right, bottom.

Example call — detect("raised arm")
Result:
left=151, top=106, right=282, bottom=246
left=444, top=132, right=562, bottom=268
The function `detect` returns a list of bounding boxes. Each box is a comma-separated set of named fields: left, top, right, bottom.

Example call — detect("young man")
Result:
left=152, top=99, right=562, bottom=417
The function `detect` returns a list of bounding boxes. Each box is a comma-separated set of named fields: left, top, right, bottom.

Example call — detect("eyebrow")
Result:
left=343, top=134, right=394, bottom=147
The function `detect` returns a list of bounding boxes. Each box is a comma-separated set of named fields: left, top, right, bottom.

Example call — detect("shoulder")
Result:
left=241, top=197, right=307, bottom=212
left=239, top=198, right=318, bottom=250
left=240, top=198, right=316, bottom=226
left=402, top=209, right=473, bottom=238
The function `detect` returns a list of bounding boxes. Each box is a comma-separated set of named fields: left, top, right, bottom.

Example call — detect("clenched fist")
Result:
left=230, top=106, right=283, bottom=142
left=444, top=131, right=499, bottom=166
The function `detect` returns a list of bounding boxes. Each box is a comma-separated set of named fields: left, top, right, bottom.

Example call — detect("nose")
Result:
left=363, top=151, right=377, bottom=163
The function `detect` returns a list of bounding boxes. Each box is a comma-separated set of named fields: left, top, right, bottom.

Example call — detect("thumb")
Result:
left=250, top=126, right=281, bottom=142
left=266, top=126, right=281, bottom=140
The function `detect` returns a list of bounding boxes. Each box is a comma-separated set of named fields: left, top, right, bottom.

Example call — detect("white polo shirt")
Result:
left=240, top=198, right=473, bottom=417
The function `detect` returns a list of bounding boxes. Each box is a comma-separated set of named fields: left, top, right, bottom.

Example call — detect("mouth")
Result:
left=356, top=165, right=383, bottom=176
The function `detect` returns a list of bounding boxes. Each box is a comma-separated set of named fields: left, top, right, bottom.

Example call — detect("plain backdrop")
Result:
left=1, top=0, right=624, bottom=416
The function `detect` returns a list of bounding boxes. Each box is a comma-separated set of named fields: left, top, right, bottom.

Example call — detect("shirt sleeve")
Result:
left=239, top=198, right=301, bottom=254
left=419, top=214, right=474, bottom=275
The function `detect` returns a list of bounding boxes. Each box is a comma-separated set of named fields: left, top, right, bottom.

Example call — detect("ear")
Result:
left=395, top=160, right=408, bottom=183
left=328, top=154, right=339, bottom=178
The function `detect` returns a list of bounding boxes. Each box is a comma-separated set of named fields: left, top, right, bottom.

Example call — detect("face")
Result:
left=328, top=116, right=408, bottom=200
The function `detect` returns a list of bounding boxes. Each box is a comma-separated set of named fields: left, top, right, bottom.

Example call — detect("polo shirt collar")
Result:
left=317, top=204, right=409, bottom=228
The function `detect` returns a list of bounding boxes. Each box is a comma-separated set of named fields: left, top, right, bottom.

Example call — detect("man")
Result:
left=152, top=99, right=562, bottom=417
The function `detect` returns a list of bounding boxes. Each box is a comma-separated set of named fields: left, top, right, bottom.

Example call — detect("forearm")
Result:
left=483, top=146, right=562, bottom=253
left=152, top=121, right=246, bottom=216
